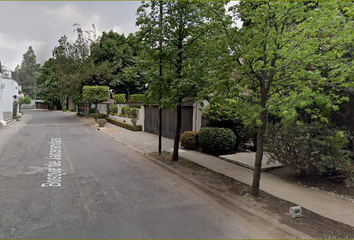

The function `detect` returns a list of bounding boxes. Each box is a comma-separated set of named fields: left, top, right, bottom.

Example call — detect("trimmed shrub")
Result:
left=131, top=118, right=137, bottom=126
left=126, top=107, right=132, bottom=118
left=121, top=106, right=127, bottom=116
left=115, top=94, right=125, bottom=103
left=181, top=131, right=198, bottom=150
left=198, top=127, right=237, bottom=155
left=129, top=94, right=144, bottom=103
left=90, top=113, right=106, bottom=119
left=131, top=108, right=138, bottom=118
left=98, top=119, right=107, bottom=127
left=106, top=117, right=142, bottom=131
left=112, top=105, right=118, bottom=114
left=202, top=101, right=259, bottom=150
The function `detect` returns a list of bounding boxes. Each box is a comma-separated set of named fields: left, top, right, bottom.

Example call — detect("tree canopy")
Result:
left=16, top=46, right=40, bottom=98
left=136, top=0, right=229, bottom=160
left=213, top=1, right=354, bottom=196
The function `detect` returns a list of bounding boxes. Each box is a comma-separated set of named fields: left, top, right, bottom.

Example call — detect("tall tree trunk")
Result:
left=172, top=103, right=182, bottom=161
left=251, top=95, right=267, bottom=197
left=251, top=65, right=268, bottom=197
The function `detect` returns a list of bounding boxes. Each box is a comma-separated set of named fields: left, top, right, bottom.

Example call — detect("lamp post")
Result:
left=145, top=83, right=162, bottom=155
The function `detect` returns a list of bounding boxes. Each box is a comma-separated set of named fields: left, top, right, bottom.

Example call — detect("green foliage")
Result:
left=131, top=118, right=138, bottom=126
left=82, top=86, right=110, bottom=104
left=112, top=105, right=118, bottom=114
left=121, top=106, right=127, bottom=116
left=212, top=1, right=354, bottom=196
left=198, top=127, right=236, bottom=155
left=131, top=108, right=139, bottom=119
left=98, top=118, right=107, bottom=127
left=90, top=31, right=146, bottom=94
left=115, top=94, right=125, bottom=103
left=129, top=94, right=144, bottom=103
left=19, top=96, right=31, bottom=105
left=202, top=100, right=259, bottom=149
left=131, top=104, right=141, bottom=109
left=126, top=107, right=132, bottom=118
left=106, top=117, right=142, bottom=131
left=181, top=131, right=198, bottom=150
left=15, top=46, right=40, bottom=98
left=13, top=116, right=21, bottom=120
left=265, top=121, right=350, bottom=177
left=36, top=58, right=61, bottom=110
left=136, top=1, right=229, bottom=160
left=90, top=113, right=106, bottom=119
left=12, top=101, right=19, bottom=117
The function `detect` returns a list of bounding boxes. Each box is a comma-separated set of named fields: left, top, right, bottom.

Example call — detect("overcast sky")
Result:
left=0, top=1, right=238, bottom=71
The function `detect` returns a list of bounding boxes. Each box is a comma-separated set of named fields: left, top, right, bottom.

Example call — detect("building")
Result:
left=0, top=70, right=7, bottom=129
left=2, top=78, right=19, bottom=119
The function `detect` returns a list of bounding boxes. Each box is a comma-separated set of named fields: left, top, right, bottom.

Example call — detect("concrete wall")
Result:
left=192, top=100, right=209, bottom=132
left=2, top=79, right=19, bottom=119
left=106, top=103, right=145, bottom=130
left=0, top=75, right=6, bottom=128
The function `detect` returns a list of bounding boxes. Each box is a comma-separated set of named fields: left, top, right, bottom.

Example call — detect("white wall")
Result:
left=0, top=75, right=6, bottom=128
left=193, top=100, right=209, bottom=132
left=2, top=79, right=19, bottom=118
left=107, top=103, right=145, bottom=130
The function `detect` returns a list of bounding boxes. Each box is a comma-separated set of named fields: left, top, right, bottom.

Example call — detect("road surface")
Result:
left=0, top=110, right=294, bottom=239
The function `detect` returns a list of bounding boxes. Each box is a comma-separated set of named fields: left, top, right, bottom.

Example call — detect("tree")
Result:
left=0, top=65, right=12, bottom=79
left=51, top=24, right=98, bottom=110
left=221, top=1, right=354, bottom=196
left=17, top=46, right=40, bottom=98
left=36, top=58, right=61, bottom=109
left=82, top=86, right=110, bottom=122
left=19, top=96, right=31, bottom=105
left=89, top=31, right=146, bottom=95
left=136, top=1, right=229, bottom=161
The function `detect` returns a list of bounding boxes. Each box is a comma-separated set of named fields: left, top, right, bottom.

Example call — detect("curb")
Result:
left=90, top=120, right=310, bottom=239
left=143, top=154, right=310, bottom=239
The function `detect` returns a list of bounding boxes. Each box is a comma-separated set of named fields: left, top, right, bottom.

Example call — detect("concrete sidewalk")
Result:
left=85, top=118, right=354, bottom=228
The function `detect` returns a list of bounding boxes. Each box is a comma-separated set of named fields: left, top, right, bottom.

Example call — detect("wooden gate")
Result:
left=144, top=105, right=193, bottom=139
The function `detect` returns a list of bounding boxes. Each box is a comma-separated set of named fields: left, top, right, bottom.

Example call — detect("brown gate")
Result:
left=144, top=105, right=193, bottom=139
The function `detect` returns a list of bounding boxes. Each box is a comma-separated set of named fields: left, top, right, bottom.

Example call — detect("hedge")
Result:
left=106, top=117, right=142, bottom=131
left=90, top=113, right=106, bottom=119
left=181, top=131, right=198, bottom=150
left=198, top=127, right=236, bottom=155
left=129, top=94, right=144, bottom=103
left=115, top=94, right=125, bottom=103
left=112, top=105, right=118, bottom=114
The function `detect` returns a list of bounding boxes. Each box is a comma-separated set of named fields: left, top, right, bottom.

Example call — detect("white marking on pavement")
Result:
left=41, top=138, right=66, bottom=187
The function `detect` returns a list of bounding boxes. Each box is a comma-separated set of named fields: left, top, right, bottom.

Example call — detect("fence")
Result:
left=144, top=105, right=193, bottom=139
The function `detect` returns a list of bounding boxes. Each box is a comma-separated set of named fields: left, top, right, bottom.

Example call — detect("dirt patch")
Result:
left=100, top=128, right=120, bottom=134
left=149, top=152, right=354, bottom=239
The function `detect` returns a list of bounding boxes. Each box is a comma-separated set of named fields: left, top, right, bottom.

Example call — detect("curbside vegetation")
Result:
left=106, top=117, right=142, bottom=131
left=181, top=131, right=198, bottom=150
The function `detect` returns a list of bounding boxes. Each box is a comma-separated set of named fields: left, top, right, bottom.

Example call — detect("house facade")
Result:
left=0, top=73, right=7, bottom=129
left=2, top=78, right=19, bottom=119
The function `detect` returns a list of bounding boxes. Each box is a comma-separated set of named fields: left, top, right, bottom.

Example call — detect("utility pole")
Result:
left=158, top=0, right=163, bottom=155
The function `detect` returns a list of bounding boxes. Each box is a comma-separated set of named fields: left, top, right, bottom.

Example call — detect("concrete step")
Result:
left=220, top=152, right=283, bottom=172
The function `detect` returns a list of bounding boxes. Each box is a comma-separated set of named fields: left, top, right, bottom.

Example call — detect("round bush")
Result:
left=198, top=127, right=236, bottom=155
left=181, top=131, right=198, bottom=150
left=98, top=119, right=107, bottom=127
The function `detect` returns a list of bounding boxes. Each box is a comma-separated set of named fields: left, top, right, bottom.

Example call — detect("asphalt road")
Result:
left=0, top=110, right=285, bottom=239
